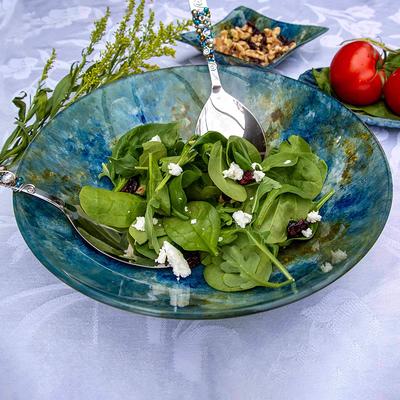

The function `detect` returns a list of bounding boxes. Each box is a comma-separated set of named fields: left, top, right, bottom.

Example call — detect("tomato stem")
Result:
left=341, top=37, right=400, bottom=55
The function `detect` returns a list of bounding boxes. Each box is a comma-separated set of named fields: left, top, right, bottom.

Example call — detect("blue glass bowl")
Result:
left=180, top=6, right=328, bottom=70
left=14, top=65, right=392, bottom=319
left=299, top=68, right=400, bottom=129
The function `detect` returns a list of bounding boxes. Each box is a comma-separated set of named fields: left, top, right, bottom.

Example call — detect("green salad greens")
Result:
left=79, top=122, right=334, bottom=292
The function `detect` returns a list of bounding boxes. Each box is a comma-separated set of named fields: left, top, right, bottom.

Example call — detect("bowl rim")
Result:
left=180, top=5, right=329, bottom=70
left=13, top=65, right=393, bottom=319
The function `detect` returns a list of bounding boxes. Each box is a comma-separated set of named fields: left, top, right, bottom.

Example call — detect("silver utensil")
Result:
left=0, top=169, right=166, bottom=269
left=189, top=0, right=266, bottom=151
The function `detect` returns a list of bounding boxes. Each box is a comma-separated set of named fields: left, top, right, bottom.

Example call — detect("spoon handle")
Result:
left=0, top=169, right=65, bottom=211
left=188, top=0, right=222, bottom=90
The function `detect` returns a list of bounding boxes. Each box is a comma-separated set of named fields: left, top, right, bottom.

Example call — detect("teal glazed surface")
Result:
left=299, top=68, right=400, bottom=129
left=180, top=6, right=328, bottom=70
left=14, top=65, right=392, bottom=319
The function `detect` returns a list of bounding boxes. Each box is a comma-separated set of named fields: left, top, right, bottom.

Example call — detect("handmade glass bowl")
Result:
left=180, top=6, right=328, bottom=70
left=14, top=65, right=392, bottom=319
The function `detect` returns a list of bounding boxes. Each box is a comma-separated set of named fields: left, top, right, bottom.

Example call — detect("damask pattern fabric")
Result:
left=0, top=1, right=399, bottom=399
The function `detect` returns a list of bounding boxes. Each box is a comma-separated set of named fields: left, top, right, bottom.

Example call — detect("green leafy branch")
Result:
left=0, top=0, right=191, bottom=169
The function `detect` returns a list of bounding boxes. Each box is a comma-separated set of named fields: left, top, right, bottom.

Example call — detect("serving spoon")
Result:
left=0, top=169, right=165, bottom=268
left=188, top=0, right=266, bottom=151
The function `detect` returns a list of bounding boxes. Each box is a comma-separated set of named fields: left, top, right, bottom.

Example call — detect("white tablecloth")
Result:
left=1, top=1, right=399, bottom=399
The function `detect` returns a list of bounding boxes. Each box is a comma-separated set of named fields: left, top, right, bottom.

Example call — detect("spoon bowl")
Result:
left=0, top=170, right=166, bottom=269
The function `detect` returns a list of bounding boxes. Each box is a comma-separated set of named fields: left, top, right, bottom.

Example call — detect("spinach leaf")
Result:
left=129, top=225, right=148, bottom=245
left=251, top=177, right=282, bottom=214
left=203, top=233, right=272, bottom=291
left=163, top=201, right=220, bottom=255
left=276, top=136, right=328, bottom=182
left=139, top=141, right=167, bottom=167
left=261, top=152, right=299, bottom=171
left=208, top=141, right=247, bottom=202
left=312, top=67, right=332, bottom=96
left=135, top=241, right=158, bottom=259
left=226, top=136, right=262, bottom=169
left=278, top=135, right=313, bottom=154
left=101, top=122, right=180, bottom=185
left=169, top=168, right=202, bottom=219
left=108, top=153, right=139, bottom=179
left=78, top=228, right=127, bottom=257
left=187, top=184, right=221, bottom=201
left=147, top=153, right=170, bottom=216
left=255, top=184, right=311, bottom=227
left=218, top=226, right=241, bottom=245
left=79, top=186, right=146, bottom=228
left=113, top=122, right=179, bottom=156
left=145, top=201, right=159, bottom=252
left=186, top=172, right=221, bottom=201
left=348, top=101, right=400, bottom=121
left=257, top=193, right=312, bottom=244
left=193, top=131, right=227, bottom=148
left=267, top=157, right=323, bottom=199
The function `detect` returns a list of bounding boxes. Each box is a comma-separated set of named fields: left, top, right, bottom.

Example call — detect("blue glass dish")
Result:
left=14, top=65, right=392, bottom=319
left=299, top=68, right=400, bottom=129
left=180, top=6, right=328, bottom=70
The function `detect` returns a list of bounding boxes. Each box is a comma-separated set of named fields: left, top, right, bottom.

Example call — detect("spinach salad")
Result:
left=79, top=122, right=334, bottom=292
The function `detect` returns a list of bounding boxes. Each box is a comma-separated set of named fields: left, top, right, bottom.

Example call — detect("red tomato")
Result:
left=330, top=41, right=386, bottom=106
left=384, top=68, right=400, bottom=116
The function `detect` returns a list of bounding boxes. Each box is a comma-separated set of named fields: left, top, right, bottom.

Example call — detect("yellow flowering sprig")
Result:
left=0, top=0, right=191, bottom=168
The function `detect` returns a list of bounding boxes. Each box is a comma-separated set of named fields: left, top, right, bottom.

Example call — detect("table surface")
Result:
left=1, top=1, right=399, bottom=399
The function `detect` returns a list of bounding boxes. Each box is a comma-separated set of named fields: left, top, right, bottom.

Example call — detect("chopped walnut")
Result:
left=214, top=23, right=296, bottom=66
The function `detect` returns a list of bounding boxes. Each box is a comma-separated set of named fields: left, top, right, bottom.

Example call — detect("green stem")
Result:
left=246, top=231, right=294, bottom=282
left=341, top=37, right=400, bottom=54
left=315, top=188, right=335, bottom=211
left=113, top=178, right=128, bottom=192
left=239, top=270, right=294, bottom=289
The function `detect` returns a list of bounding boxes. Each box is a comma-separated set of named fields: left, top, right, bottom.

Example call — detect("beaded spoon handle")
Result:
left=189, top=1, right=219, bottom=87
left=188, top=0, right=266, bottom=151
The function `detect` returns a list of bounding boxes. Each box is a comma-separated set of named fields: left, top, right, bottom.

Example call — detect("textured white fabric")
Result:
left=1, top=1, right=400, bottom=399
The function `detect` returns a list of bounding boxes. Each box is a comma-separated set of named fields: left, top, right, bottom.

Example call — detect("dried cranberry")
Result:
left=238, top=170, right=255, bottom=185
left=287, top=219, right=310, bottom=238
left=121, top=177, right=139, bottom=194
left=184, top=251, right=201, bottom=268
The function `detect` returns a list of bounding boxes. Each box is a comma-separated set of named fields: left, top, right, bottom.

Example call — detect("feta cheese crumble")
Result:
left=223, top=162, right=243, bottom=181
left=156, top=241, right=191, bottom=279
left=218, top=236, right=223, bottom=242
left=232, top=211, right=252, bottom=228
left=307, top=210, right=322, bottom=223
left=251, top=162, right=262, bottom=170
left=168, top=162, right=183, bottom=176
left=331, top=249, right=348, bottom=265
left=253, top=170, right=265, bottom=183
left=301, top=228, right=313, bottom=238
left=124, top=243, right=135, bottom=258
left=149, top=135, right=161, bottom=142
left=320, top=262, right=333, bottom=273
left=152, top=218, right=159, bottom=225
left=190, top=219, right=197, bottom=225
left=284, top=159, right=292, bottom=165
left=132, top=216, right=146, bottom=232
left=184, top=206, right=189, bottom=212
